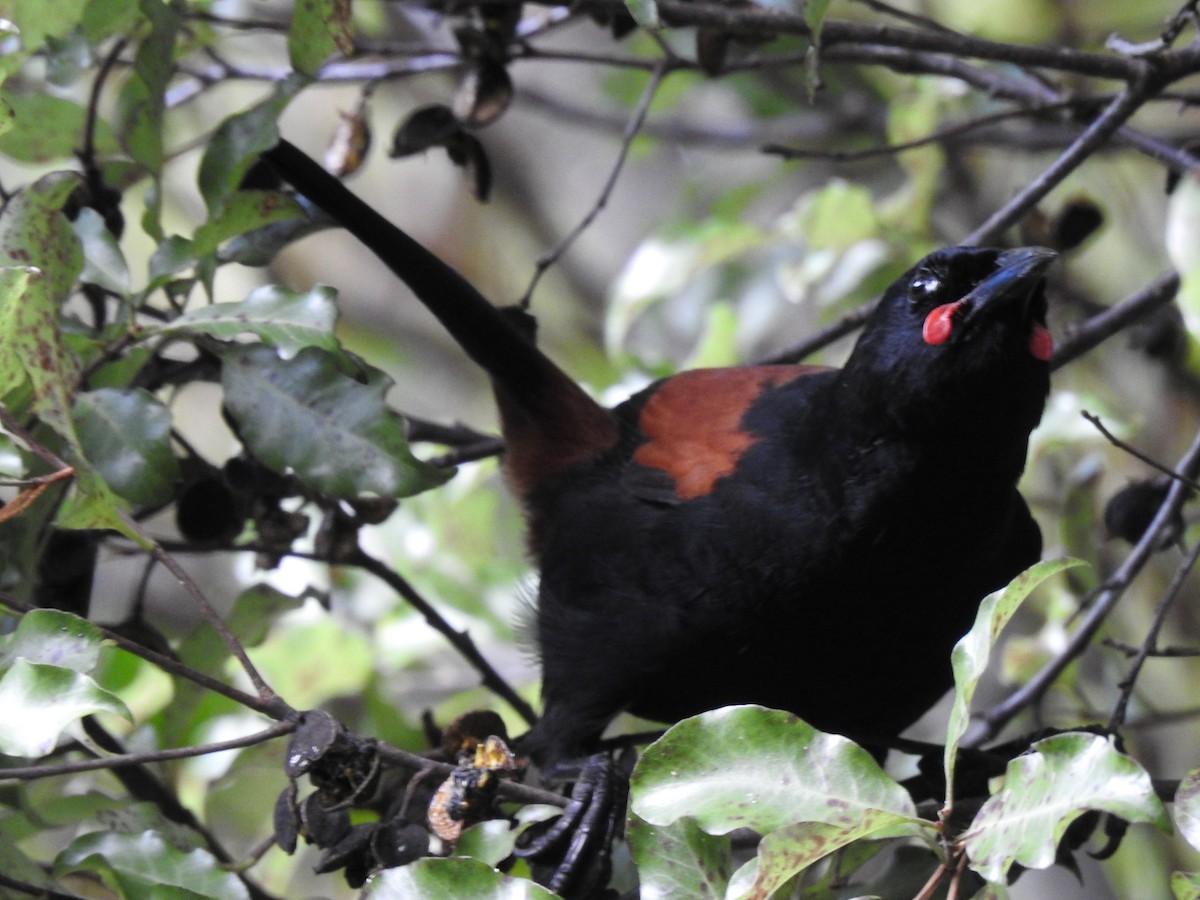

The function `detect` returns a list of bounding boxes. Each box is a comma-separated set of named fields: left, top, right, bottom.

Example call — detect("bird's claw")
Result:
left=513, top=751, right=630, bottom=899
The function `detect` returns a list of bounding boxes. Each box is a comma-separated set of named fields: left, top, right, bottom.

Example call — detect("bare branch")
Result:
left=143, top=540, right=291, bottom=716
left=971, top=423, right=1200, bottom=744
left=0, top=721, right=295, bottom=782
left=965, top=71, right=1159, bottom=246
left=522, top=57, right=673, bottom=305
left=1110, top=538, right=1200, bottom=730
left=345, top=548, right=540, bottom=726
left=764, top=103, right=1076, bottom=162
left=0, top=593, right=281, bottom=717
left=1051, top=271, right=1181, bottom=370
left=1083, top=411, right=1200, bottom=492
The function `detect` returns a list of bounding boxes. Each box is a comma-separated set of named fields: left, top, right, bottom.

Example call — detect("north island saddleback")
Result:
left=263, top=140, right=1054, bottom=897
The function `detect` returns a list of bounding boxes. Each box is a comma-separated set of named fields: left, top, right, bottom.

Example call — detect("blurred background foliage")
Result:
left=2, top=0, right=1200, bottom=896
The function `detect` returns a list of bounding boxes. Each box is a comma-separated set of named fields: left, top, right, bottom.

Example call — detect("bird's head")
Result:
left=844, top=246, right=1055, bottom=432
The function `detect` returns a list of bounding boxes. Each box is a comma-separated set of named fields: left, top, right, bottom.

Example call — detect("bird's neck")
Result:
left=824, top=373, right=1043, bottom=499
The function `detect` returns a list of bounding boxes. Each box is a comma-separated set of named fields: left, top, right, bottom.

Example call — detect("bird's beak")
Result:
left=959, top=246, right=1056, bottom=327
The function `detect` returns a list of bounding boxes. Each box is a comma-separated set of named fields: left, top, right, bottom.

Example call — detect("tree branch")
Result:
left=522, top=57, right=673, bottom=305
left=1050, top=271, right=1181, bottom=370
left=965, top=70, right=1160, bottom=245
left=970, top=423, right=1200, bottom=744
left=1109, top=538, right=1200, bottom=730
left=0, top=594, right=283, bottom=717
left=345, top=548, right=540, bottom=726
left=0, top=721, right=296, bottom=782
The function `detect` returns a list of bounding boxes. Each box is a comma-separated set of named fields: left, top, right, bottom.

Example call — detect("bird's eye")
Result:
left=909, top=271, right=941, bottom=306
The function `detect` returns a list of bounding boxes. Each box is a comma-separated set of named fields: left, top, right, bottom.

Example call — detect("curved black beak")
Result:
left=959, top=246, right=1056, bottom=327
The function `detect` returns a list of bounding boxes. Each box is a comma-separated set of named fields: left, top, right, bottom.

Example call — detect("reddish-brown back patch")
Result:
left=632, top=365, right=827, bottom=500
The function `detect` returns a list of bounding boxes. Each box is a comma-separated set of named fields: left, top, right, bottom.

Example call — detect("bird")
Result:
left=263, top=139, right=1054, bottom=893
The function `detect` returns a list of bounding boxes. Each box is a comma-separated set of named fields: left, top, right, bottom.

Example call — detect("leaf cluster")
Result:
left=2, top=0, right=1200, bottom=898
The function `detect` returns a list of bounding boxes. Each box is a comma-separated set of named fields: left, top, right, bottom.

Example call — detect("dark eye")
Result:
left=909, top=270, right=941, bottom=306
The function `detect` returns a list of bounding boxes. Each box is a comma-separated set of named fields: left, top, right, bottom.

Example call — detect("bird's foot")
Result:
left=513, top=751, right=631, bottom=899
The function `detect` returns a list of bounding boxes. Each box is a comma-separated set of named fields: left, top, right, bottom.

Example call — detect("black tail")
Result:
left=264, top=140, right=567, bottom=398
left=262, top=140, right=618, bottom=503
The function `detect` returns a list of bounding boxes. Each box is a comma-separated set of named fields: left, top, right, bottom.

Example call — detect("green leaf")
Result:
left=6, top=0, right=88, bottom=54
left=216, top=197, right=335, bottom=267
left=362, top=856, right=557, bottom=899
left=221, top=345, right=451, bottom=498
left=160, top=284, right=339, bottom=358
left=0, top=608, right=107, bottom=674
left=0, top=830, right=58, bottom=892
left=0, top=260, right=128, bottom=538
left=0, top=658, right=131, bottom=757
left=632, top=706, right=921, bottom=834
left=0, top=171, right=85, bottom=436
left=72, top=388, right=179, bottom=506
left=623, top=0, right=660, bottom=29
left=627, top=813, right=730, bottom=899
left=81, top=0, right=140, bottom=43
left=178, top=583, right=304, bottom=675
left=55, top=830, right=250, bottom=900
left=804, top=0, right=833, bottom=43
left=943, top=558, right=1085, bottom=803
left=0, top=170, right=83, bottom=303
left=1168, top=173, right=1200, bottom=278
left=794, top=180, right=879, bottom=251
left=0, top=94, right=12, bottom=139
left=289, top=0, right=354, bottom=75
left=0, top=91, right=117, bottom=163
left=245, top=612, right=371, bottom=709
left=1169, top=175, right=1200, bottom=343
left=455, top=820, right=522, bottom=868
left=191, top=190, right=305, bottom=259
left=44, top=29, right=93, bottom=88
left=147, top=234, right=195, bottom=284
left=1175, top=766, right=1200, bottom=852
left=115, top=0, right=180, bottom=175
left=744, top=812, right=923, bottom=899
left=1173, top=869, right=1200, bottom=900
left=632, top=708, right=929, bottom=896
left=3, top=259, right=78, bottom=433
left=204, top=740, right=289, bottom=850
left=72, top=207, right=130, bottom=293
left=55, top=466, right=147, bottom=545
left=197, top=75, right=307, bottom=213
left=0, top=266, right=37, bottom=399
left=962, top=732, right=1170, bottom=884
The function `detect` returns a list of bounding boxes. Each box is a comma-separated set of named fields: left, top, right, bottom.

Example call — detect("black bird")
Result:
left=263, top=139, right=1053, bottom=893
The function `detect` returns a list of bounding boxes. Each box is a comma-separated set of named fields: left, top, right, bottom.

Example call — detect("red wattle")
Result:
left=922, top=303, right=959, bottom=345
left=1029, top=324, right=1053, bottom=361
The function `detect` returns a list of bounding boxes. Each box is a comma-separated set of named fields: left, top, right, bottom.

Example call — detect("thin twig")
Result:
left=1050, top=271, right=1181, bottom=370
left=0, top=408, right=288, bottom=716
left=965, top=72, right=1159, bottom=246
left=1109, top=537, right=1200, bottom=730
left=848, top=0, right=956, bottom=33
left=1083, top=411, right=1200, bottom=491
left=0, top=593, right=280, bottom=717
left=0, top=721, right=295, bottom=782
left=764, top=103, right=1074, bottom=162
left=819, top=43, right=1200, bottom=174
left=346, top=547, right=540, bottom=726
left=406, top=416, right=505, bottom=465
left=82, top=37, right=127, bottom=164
left=521, top=57, right=672, bottom=306
left=970, top=423, right=1200, bottom=744
left=1103, top=637, right=1200, bottom=658
left=142, top=537, right=290, bottom=716
left=0, top=873, right=83, bottom=900
left=756, top=302, right=874, bottom=365
left=374, top=742, right=569, bottom=808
